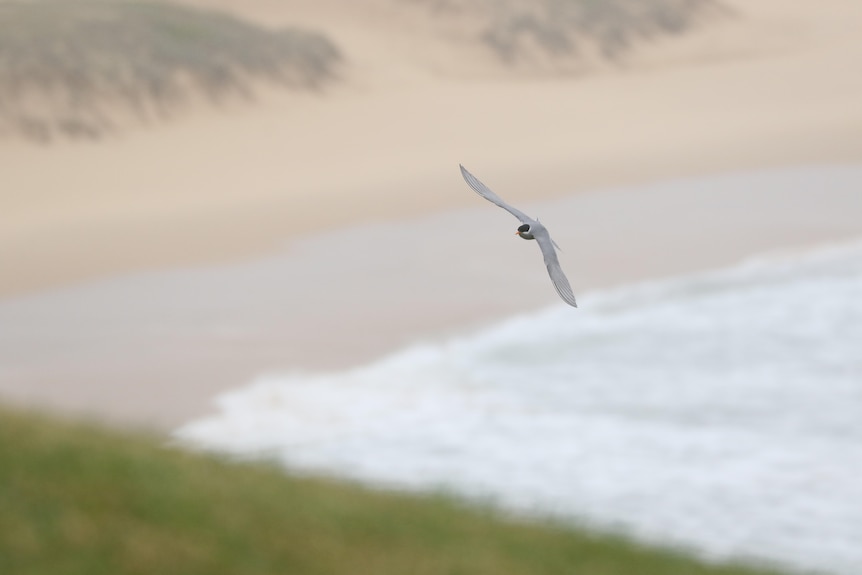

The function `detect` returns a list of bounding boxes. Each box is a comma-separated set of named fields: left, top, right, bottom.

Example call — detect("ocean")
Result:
left=177, top=240, right=862, bottom=574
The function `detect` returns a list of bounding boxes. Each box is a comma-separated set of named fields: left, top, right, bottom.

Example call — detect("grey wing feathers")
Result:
left=534, top=229, right=578, bottom=307
left=460, top=164, right=531, bottom=223
left=460, top=164, right=577, bottom=307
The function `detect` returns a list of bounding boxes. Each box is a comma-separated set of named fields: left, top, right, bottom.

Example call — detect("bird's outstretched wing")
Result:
left=461, top=164, right=577, bottom=307
left=460, top=164, right=532, bottom=224
left=533, top=226, right=578, bottom=308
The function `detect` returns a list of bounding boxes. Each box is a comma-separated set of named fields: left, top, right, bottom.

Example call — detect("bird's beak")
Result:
left=514, top=231, right=520, bottom=235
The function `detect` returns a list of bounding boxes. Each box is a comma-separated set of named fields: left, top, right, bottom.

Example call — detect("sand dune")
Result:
left=2, top=0, right=862, bottom=429
left=2, top=0, right=861, bottom=298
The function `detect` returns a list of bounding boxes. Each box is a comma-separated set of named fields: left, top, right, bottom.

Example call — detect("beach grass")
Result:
left=413, top=0, right=729, bottom=62
left=0, top=405, right=787, bottom=575
left=0, top=0, right=726, bottom=142
left=0, top=0, right=341, bottom=141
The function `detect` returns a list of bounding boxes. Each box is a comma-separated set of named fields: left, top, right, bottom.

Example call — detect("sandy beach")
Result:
left=2, top=0, right=862, bottom=430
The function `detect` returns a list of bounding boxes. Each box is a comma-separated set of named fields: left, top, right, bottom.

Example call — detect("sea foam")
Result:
left=177, top=241, right=862, bottom=574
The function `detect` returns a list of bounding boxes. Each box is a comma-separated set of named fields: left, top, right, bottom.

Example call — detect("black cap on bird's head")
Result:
left=516, top=223, right=534, bottom=239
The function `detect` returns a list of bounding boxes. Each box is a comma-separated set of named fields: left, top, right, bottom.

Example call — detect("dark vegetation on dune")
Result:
left=413, top=0, right=729, bottom=63
left=0, top=0, right=728, bottom=142
left=0, top=0, right=341, bottom=142
left=1, top=405, right=788, bottom=575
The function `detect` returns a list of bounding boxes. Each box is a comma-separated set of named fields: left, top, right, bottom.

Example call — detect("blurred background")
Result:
left=2, top=1, right=862, bottom=574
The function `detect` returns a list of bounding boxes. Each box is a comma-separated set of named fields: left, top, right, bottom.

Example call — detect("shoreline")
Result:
left=2, top=165, right=862, bottom=431
left=4, top=0, right=862, bottom=298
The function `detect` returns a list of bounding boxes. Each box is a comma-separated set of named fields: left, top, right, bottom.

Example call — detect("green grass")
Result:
left=0, top=405, right=787, bottom=575
left=0, top=0, right=341, bottom=142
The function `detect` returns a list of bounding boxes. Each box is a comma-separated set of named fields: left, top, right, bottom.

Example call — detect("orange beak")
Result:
left=514, top=231, right=520, bottom=235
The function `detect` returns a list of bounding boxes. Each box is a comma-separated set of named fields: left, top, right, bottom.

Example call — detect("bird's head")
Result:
left=515, top=223, right=534, bottom=240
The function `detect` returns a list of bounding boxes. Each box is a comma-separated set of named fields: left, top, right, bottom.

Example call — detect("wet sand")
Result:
left=2, top=167, right=862, bottom=430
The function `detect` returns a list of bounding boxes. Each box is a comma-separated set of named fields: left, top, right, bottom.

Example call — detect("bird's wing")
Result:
left=533, top=226, right=578, bottom=308
left=460, top=164, right=532, bottom=224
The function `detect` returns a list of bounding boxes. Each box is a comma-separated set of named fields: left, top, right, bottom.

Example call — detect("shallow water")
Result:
left=3, top=165, right=862, bottom=430
left=178, top=241, right=862, bottom=575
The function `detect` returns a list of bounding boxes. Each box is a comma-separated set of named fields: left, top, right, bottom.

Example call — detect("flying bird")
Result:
left=460, top=164, right=577, bottom=307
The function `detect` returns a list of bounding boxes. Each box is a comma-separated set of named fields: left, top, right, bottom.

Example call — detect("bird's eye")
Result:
left=517, top=224, right=530, bottom=233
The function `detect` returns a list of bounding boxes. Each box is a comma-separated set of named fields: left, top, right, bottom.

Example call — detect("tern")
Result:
left=460, top=164, right=577, bottom=307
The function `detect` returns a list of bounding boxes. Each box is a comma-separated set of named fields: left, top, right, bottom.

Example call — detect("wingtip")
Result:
left=459, top=164, right=476, bottom=184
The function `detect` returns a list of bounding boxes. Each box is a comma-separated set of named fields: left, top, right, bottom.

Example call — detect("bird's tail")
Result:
left=537, top=218, right=562, bottom=251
